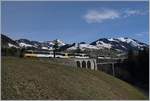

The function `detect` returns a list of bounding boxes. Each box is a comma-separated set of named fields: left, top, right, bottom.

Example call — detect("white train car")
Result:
left=24, top=50, right=53, bottom=58
left=24, top=50, right=90, bottom=59
left=74, top=53, right=89, bottom=59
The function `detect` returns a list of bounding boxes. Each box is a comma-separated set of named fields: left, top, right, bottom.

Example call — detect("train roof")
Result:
left=25, top=50, right=52, bottom=53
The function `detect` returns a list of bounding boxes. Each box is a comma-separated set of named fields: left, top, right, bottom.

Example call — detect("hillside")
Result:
left=2, top=57, right=147, bottom=100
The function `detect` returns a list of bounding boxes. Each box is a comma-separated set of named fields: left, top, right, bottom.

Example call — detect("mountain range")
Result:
left=1, top=34, right=148, bottom=53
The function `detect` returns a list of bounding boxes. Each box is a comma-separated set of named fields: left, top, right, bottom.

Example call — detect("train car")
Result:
left=55, top=53, right=89, bottom=59
left=24, top=50, right=53, bottom=58
left=74, top=53, right=89, bottom=58
left=55, top=53, right=75, bottom=58
left=24, top=50, right=90, bottom=59
left=55, top=52, right=68, bottom=58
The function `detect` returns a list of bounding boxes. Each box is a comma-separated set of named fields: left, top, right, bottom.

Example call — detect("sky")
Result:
left=1, top=1, right=149, bottom=44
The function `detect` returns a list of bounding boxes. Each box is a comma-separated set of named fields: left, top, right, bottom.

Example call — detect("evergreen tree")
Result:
left=125, top=47, right=149, bottom=90
left=76, top=43, right=81, bottom=53
left=20, top=47, right=25, bottom=57
left=137, top=47, right=149, bottom=84
left=53, top=39, right=59, bottom=58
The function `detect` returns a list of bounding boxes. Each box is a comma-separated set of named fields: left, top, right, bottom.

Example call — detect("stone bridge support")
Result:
left=73, top=58, right=97, bottom=70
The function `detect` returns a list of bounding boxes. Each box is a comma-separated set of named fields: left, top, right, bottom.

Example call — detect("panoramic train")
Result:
left=24, top=50, right=89, bottom=58
left=24, top=50, right=53, bottom=58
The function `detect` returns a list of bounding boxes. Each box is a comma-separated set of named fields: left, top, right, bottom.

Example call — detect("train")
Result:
left=24, top=50, right=89, bottom=59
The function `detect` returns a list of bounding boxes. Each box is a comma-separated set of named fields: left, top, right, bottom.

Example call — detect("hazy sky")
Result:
left=1, top=1, right=149, bottom=44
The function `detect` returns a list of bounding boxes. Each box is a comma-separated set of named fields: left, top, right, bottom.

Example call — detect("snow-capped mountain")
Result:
left=1, top=34, right=148, bottom=52
left=67, top=37, right=148, bottom=52
left=16, top=38, right=66, bottom=50
left=90, top=37, right=148, bottom=51
left=67, top=43, right=99, bottom=50
left=44, top=39, right=66, bottom=47
left=16, top=39, right=41, bottom=48
left=1, top=34, right=20, bottom=48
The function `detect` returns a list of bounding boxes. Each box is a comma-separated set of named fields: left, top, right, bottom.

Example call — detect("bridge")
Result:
left=73, top=58, right=97, bottom=70
left=97, top=62, right=117, bottom=76
left=73, top=58, right=126, bottom=77
left=96, top=58, right=126, bottom=76
left=46, top=57, right=126, bottom=77
left=47, top=58, right=98, bottom=70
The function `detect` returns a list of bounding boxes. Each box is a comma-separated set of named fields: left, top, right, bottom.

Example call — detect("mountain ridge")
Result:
left=1, top=34, right=148, bottom=52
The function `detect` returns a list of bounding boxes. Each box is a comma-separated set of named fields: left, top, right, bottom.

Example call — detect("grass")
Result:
left=1, top=56, right=148, bottom=100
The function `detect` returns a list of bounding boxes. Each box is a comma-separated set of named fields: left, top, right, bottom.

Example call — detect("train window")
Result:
left=56, top=53, right=61, bottom=55
left=75, top=54, right=82, bottom=57
left=68, top=54, right=74, bottom=56
left=25, top=51, right=52, bottom=55
left=56, top=53, right=65, bottom=56
left=33, top=51, right=50, bottom=54
left=61, top=53, right=65, bottom=56
left=84, top=55, right=89, bottom=57
left=34, top=52, right=39, bottom=54
left=34, top=52, right=41, bottom=54
left=43, top=52, right=50, bottom=54
left=26, top=51, right=32, bottom=54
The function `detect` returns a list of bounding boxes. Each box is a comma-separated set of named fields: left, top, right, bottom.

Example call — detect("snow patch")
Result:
left=68, top=43, right=99, bottom=50
left=80, top=44, right=99, bottom=49
left=8, top=43, right=19, bottom=48
left=117, top=37, right=127, bottom=42
left=57, top=39, right=66, bottom=46
left=19, top=42, right=33, bottom=47
left=96, top=41, right=112, bottom=49
left=117, top=37, right=144, bottom=47
left=67, top=46, right=77, bottom=50
left=46, top=39, right=66, bottom=46
left=108, top=38, right=116, bottom=41
left=121, top=45, right=126, bottom=49
left=41, top=47, right=48, bottom=50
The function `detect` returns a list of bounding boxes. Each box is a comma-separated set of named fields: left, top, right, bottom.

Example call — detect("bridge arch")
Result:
left=76, top=61, right=81, bottom=68
left=87, top=61, right=91, bottom=69
left=82, top=61, right=86, bottom=68
left=74, top=59, right=97, bottom=70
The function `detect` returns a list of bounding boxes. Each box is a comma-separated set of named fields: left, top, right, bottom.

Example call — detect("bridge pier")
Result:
left=97, top=62, right=117, bottom=76
left=112, top=63, right=115, bottom=76
left=74, top=59, right=97, bottom=70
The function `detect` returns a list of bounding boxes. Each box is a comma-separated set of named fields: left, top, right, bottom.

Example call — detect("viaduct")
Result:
left=72, top=58, right=126, bottom=76
left=47, top=57, right=126, bottom=77
left=73, top=58, right=97, bottom=70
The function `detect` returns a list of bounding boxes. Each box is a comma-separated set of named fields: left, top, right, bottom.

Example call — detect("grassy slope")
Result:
left=1, top=57, right=147, bottom=100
